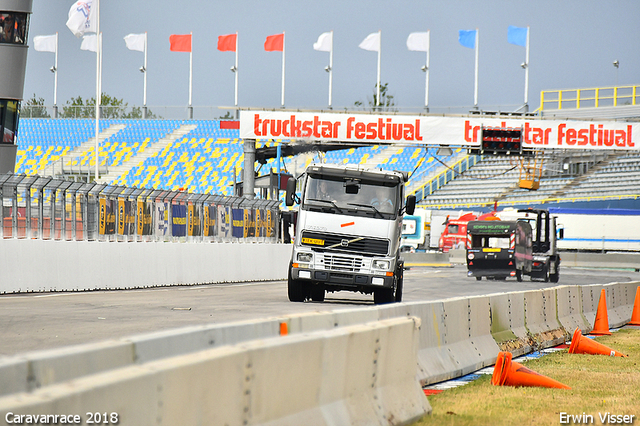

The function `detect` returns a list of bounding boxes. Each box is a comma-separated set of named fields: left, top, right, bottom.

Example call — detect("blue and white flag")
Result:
left=66, top=0, right=96, bottom=38
left=507, top=26, right=528, bottom=47
left=458, top=30, right=477, bottom=49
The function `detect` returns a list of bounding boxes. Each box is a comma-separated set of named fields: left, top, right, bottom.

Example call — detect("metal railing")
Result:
left=408, top=154, right=481, bottom=203
left=0, top=173, right=280, bottom=243
left=540, top=85, right=639, bottom=110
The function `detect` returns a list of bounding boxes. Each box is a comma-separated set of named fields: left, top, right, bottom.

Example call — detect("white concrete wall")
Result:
left=0, top=318, right=431, bottom=426
left=0, top=239, right=292, bottom=293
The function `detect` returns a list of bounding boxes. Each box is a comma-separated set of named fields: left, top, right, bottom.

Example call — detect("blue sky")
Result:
left=23, top=1, right=640, bottom=116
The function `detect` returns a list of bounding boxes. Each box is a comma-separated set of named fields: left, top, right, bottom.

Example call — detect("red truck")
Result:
left=438, top=212, right=477, bottom=252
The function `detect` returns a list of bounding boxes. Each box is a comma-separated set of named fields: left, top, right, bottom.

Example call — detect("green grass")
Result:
left=414, top=329, right=640, bottom=426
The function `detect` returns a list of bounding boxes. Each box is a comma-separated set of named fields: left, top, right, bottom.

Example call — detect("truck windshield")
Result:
left=470, top=235, right=511, bottom=249
left=303, top=176, right=398, bottom=219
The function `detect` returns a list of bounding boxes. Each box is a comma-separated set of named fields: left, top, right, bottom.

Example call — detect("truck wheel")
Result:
left=310, top=285, right=325, bottom=302
left=550, top=264, right=560, bottom=283
left=374, top=289, right=394, bottom=304
left=395, top=261, right=404, bottom=302
left=287, top=264, right=307, bottom=302
left=543, top=265, right=550, bottom=282
left=476, top=276, right=482, bottom=281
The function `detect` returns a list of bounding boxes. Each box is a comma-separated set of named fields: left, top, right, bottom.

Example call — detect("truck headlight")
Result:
left=372, top=259, right=390, bottom=270
left=297, top=252, right=313, bottom=263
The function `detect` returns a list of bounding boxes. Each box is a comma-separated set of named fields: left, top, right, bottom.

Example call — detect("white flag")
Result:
left=81, top=33, right=97, bottom=52
left=66, top=0, right=96, bottom=38
left=359, top=32, right=380, bottom=52
left=124, top=33, right=145, bottom=52
left=313, top=31, right=332, bottom=52
left=33, top=35, right=57, bottom=53
left=407, top=32, right=430, bottom=52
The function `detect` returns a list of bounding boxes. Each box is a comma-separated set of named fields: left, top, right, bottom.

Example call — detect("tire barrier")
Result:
left=0, top=281, right=638, bottom=424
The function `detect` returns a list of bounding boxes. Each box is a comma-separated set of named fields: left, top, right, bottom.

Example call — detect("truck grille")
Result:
left=301, top=231, right=389, bottom=256
left=323, top=255, right=363, bottom=272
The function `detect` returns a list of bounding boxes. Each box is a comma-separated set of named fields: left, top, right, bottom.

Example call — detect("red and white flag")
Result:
left=218, top=33, right=237, bottom=52
left=169, top=34, right=191, bottom=52
left=264, top=33, right=284, bottom=52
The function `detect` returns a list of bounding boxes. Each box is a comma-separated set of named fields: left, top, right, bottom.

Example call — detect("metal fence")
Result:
left=0, top=173, right=280, bottom=243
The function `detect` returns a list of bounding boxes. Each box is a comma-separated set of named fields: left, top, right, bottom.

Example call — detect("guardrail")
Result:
left=1, top=282, right=637, bottom=424
left=540, top=85, right=639, bottom=110
left=0, top=172, right=280, bottom=243
left=409, top=154, right=481, bottom=203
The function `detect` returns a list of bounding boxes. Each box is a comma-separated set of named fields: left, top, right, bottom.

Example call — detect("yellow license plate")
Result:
left=482, top=248, right=501, bottom=252
left=302, top=237, right=324, bottom=246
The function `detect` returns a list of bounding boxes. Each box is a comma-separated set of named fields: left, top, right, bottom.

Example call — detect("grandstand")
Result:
left=13, top=118, right=640, bottom=209
left=15, top=119, right=451, bottom=197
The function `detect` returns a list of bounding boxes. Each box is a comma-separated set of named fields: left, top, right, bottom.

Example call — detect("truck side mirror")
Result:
left=405, top=195, right=416, bottom=215
left=285, top=177, right=297, bottom=206
left=557, top=226, right=564, bottom=240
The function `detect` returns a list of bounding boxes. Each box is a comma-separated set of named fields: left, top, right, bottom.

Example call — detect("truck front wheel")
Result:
left=310, top=285, right=325, bottom=302
left=288, top=264, right=308, bottom=302
left=394, top=261, right=404, bottom=302
left=374, top=288, right=394, bottom=304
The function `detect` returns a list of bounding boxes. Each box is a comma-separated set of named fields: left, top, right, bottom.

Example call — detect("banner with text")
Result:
left=239, top=111, right=638, bottom=150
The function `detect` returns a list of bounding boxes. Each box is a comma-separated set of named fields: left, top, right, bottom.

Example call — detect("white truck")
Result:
left=285, top=163, right=416, bottom=304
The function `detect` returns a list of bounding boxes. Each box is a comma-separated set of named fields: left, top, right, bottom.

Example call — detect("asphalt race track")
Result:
left=1, top=265, right=638, bottom=356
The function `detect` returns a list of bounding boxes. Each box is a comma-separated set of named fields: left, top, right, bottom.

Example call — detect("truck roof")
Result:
left=305, top=163, right=409, bottom=183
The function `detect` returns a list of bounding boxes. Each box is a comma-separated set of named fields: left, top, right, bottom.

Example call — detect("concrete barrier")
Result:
left=1, top=281, right=639, bottom=424
left=559, top=252, right=640, bottom=270
left=0, top=239, right=292, bottom=293
left=523, top=288, right=567, bottom=348
left=0, top=318, right=287, bottom=397
left=555, top=285, right=591, bottom=334
left=0, top=317, right=431, bottom=426
left=489, top=291, right=531, bottom=357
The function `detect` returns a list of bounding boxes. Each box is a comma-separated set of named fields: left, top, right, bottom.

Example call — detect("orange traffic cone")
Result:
left=628, top=287, right=640, bottom=326
left=569, top=327, right=626, bottom=357
left=590, top=289, right=611, bottom=335
left=491, top=351, right=571, bottom=389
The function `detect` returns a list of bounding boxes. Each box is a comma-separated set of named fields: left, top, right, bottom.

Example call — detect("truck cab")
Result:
left=285, top=164, right=415, bottom=304
left=438, top=212, right=477, bottom=252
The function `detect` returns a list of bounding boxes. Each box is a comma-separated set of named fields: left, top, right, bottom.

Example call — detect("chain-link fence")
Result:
left=0, top=173, right=280, bottom=243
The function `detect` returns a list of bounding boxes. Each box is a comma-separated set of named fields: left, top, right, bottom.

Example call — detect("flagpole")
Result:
left=281, top=31, right=285, bottom=108
left=524, top=26, right=530, bottom=111
left=143, top=32, right=147, bottom=119
left=53, top=32, right=58, bottom=118
left=188, top=32, right=193, bottom=119
left=473, top=28, right=479, bottom=109
left=234, top=32, right=238, bottom=108
left=328, top=30, right=333, bottom=108
left=376, top=30, right=381, bottom=107
left=94, top=0, right=100, bottom=181
left=425, top=30, right=430, bottom=110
